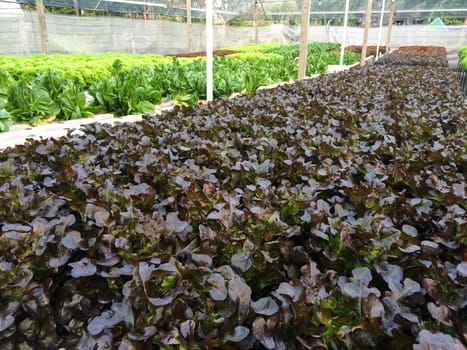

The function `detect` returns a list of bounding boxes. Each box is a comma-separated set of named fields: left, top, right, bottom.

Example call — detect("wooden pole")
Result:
left=206, top=0, right=213, bottom=101
left=360, top=0, right=373, bottom=66
left=36, top=0, right=49, bottom=54
left=187, top=0, right=192, bottom=53
left=385, top=0, right=395, bottom=54
left=375, top=0, right=386, bottom=58
left=253, top=0, right=259, bottom=44
left=73, top=0, right=80, bottom=16
left=297, top=0, right=310, bottom=80
left=339, top=0, right=350, bottom=66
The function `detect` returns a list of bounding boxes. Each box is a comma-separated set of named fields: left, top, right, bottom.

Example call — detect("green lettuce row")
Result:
left=0, top=43, right=361, bottom=127
left=457, top=46, right=467, bottom=95
left=0, top=43, right=357, bottom=88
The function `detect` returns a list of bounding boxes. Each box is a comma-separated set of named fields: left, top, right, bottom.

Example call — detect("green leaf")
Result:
left=135, top=101, right=155, bottom=115
left=7, top=80, right=60, bottom=125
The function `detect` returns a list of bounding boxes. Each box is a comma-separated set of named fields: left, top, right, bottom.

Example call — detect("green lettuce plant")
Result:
left=7, top=80, right=60, bottom=125
left=89, top=60, right=161, bottom=116
left=0, top=99, right=12, bottom=132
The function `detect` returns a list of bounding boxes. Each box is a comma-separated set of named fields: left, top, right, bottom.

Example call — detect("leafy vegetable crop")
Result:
left=0, top=71, right=14, bottom=131
left=0, top=43, right=357, bottom=90
left=0, top=99, right=12, bottom=132
left=6, top=69, right=95, bottom=126
left=0, top=63, right=465, bottom=349
left=1, top=43, right=360, bottom=126
left=458, top=46, right=467, bottom=96
left=7, top=80, right=61, bottom=126
left=89, top=60, right=161, bottom=117
left=0, top=53, right=172, bottom=87
left=460, top=46, right=467, bottom=70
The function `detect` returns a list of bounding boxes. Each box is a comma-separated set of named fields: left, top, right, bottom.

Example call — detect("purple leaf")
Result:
left=427, top=302, right=452, bottom=326
left=207, top=273, right=227, bottom=301
left=414, top=330, right=465, bottom=350
left=88, top=310, right=118, bottom=336
left=69, top=258, right=97, bottom=278
left=457, top=262, right=467, bottom=277
left=231, top=251, right=252, bottom=272
left=0, top=314, right=14, bottom=332
left=138, top=262, right=156, bottom=284
left=61, top=230, right=82, bottom=249
left=402, top=224, right=418, bottom=237
left=225, top=325, right=250, bottom=342
left=49, top=251, right=72, bottom=267
left=180, top=320, right=195, bottom=339
left=251, top=297, right=279, bottom=316
left=228, top=275, right=252, bottom=322
left=338, top=267, right=379, bottom=298
left=148, top=296, right=173, bottom=306
left=1, top=223, right=31, bottom=232
left=376, top=262, right=403, bottom=295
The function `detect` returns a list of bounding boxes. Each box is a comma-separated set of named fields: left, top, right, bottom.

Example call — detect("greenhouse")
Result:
left=0, top=0, right=466, bottom=349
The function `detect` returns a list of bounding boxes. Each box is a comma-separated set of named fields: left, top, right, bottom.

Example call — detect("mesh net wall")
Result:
left=0, top=0, right=466, bottom=66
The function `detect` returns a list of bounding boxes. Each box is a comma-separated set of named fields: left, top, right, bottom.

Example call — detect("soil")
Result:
left=344, top=45, right=387, bottom=58
left=391, top=46, right=447, bottom=58
left=166, top=50, right=240, bottom=58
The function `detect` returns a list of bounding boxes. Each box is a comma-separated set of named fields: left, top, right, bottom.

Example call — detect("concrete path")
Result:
left=1, top=102, right=176, bottom=151
left=1, top=114, right=141, bottom=150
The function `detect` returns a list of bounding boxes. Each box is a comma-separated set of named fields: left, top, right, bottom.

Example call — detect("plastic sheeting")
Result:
left=0, top=11, right=465, bottom=66
left=12, top=0, right=467, bottom=21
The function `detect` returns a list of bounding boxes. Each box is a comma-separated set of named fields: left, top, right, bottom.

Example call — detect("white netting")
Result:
left=0, top=0, right=466, bottom=66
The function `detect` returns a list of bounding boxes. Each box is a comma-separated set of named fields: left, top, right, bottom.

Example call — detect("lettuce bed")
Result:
left=0, top=43, right=359, bottom=88
left=459, top=46, right=467, bottom=70
left=458, top=46, right=467, bottom=95
left=0, top=62, right=466, bottom=349
left=0, top=43, right=360, bottom=129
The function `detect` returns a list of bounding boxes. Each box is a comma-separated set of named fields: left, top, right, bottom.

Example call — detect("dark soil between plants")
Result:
left=344, top=45, right=387, bottom=57
left=392, top=45, right=447, bottom=58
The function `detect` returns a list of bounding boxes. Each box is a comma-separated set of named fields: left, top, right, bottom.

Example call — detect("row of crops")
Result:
left=0, top=43, right=360, bottom=131
left=0, top=53, right=465, bottom=349
left=458, top=46, right=467, bottom=95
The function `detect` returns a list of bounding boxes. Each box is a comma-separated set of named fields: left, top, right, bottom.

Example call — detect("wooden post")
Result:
left=361, top=0, right=373, bottom=66
left=375, top=0, right=386, bottom=58
left=385, top=0, right=395, bottom=54
left=36, top=0, right=49, bottom=54
left=187, top=0, right=192, bottom=53
left=73, top=0, right=80, bottom=16
left=297, top=0, right=310, bottom=80
left=253, top=0, right=259, bottom=44
left=339, top=0, right=350, bottom=66
left=206, top=0, right=213, bottom=101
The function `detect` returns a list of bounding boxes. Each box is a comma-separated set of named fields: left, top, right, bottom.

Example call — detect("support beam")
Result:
left=360, top=0, right=373, bottom=66
left=73, top=0, right=80, bottom=16
left=36, top=0, right=49, bottom=54
left=339, top=0, right=350, bottom=66
left=297, top=0, right=310, bottom=80
left=376, top=0, right=386, bottom=58
left=187, top=0, right=192, bottom=53
left=385, top=0, right=395, bottom=54
left=253, top=0, right=259, bottom=44
left=206, top=0, right=213, bottom=101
